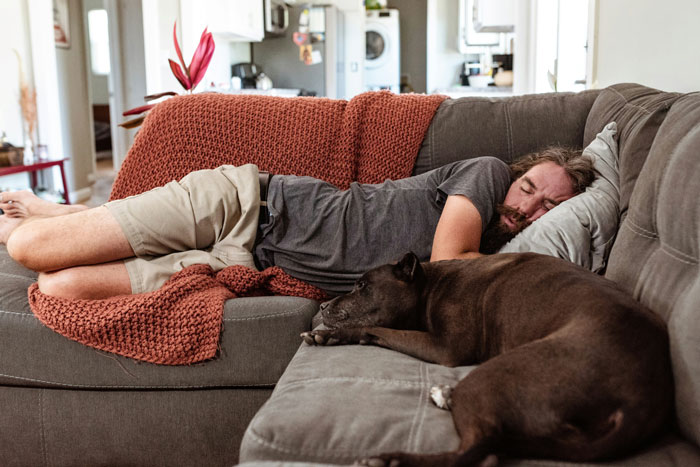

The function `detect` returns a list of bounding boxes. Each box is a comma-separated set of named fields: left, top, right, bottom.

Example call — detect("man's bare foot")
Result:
left=0, top=215, right=24, bottom=244
left=0, top=190, right=87, bottom=218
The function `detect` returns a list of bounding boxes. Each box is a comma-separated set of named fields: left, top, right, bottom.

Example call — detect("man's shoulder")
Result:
left=456, top=156, right=509, bottom=170
left=440, top=156, right=511, bottom=179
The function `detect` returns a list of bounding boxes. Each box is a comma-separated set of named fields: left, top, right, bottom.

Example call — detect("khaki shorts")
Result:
left=105, top=164, right=260, bottom=294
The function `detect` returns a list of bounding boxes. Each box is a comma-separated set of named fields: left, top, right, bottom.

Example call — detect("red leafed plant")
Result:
left=120, top=22, right=215, bottom=129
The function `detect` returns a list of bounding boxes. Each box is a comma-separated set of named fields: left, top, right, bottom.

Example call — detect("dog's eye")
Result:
left=356, top=280, right=367, bottom=290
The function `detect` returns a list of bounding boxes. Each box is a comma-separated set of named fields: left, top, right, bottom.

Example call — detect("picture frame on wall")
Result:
left=53, top=0, right=70, bottom=48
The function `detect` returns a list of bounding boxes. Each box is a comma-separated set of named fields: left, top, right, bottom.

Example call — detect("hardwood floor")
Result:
left=84, top=158, right=116, bottom=207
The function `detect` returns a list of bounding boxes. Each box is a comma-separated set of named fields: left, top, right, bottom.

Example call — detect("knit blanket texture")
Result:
left=28, top=91, right=446, bottom=365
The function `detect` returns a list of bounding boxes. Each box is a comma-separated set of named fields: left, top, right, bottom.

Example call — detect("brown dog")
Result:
left=301, top=252, right=673, bottom=467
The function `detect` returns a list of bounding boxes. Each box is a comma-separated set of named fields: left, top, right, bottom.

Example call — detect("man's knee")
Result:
left=6, top=222, right=45, bottom=270
left=38, top=270, right=85, bottom=299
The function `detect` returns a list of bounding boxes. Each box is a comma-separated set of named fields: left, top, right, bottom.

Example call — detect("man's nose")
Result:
left=519, top=197, right=540, bottom=219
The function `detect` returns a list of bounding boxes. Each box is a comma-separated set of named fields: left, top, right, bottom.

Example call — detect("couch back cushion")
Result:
left=583, top=84, right=680, bottom=220
left=413, top=90, right=600, bottom=174
left=602, top=90, right=700, bottom=446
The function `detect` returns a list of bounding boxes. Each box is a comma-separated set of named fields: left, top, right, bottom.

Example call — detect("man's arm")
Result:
left=430, top=195, right=484, bottom=261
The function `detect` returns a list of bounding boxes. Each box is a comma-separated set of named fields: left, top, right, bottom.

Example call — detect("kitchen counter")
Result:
left=434, top=85, right=514, bottom=99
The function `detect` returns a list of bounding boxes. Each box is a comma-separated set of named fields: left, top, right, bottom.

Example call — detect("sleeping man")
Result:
left=0, top=147, right=594, bottom=299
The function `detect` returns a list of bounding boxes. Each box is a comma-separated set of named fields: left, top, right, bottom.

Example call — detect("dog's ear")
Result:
left=393, top=252, right=423, bottom=282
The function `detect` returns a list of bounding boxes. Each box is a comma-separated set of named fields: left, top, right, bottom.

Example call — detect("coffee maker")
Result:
left=231, top=63, right=263, bottom=89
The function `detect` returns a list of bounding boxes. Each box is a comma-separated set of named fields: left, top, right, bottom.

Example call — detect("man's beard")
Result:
left=480, top=204, right=530, bottom=254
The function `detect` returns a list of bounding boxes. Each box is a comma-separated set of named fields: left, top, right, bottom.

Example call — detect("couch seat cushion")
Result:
left=0, top=246, right=318, bottom=389
left=241, top=341, right=700, bottom=466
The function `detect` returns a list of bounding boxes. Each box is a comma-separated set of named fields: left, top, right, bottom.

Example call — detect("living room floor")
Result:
left=84, top=158, right=116, bottom=207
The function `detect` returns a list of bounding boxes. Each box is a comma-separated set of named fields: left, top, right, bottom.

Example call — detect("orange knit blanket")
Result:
left=28, top=91, right=446, bottom=365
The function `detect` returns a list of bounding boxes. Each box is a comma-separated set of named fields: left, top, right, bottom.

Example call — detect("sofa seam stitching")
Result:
left=504, top=102, right=514, bottom=160
left=272, top=375, right=426, bottom=388
left=40, top=388, right=48, bottom=467
left=223, top=302, right=314, bottom=322
left=0, top=271, right=36, bottom=281
left=0, top=309, right=33, bottom=317
left=607, top=87, right=652, bottom=114
left=659, top=245, right=698, bottom=265
left=448, top=93, right=589, bottom=105
left=405, top=363, right=422, bottom=451
left=245, top=425, right=364, bottom=458
left=646, top=123, right=699, bottom=260
left=413, top=362, right=430, bottom=451
left=0, top=372, right=275, bottom=389
left=622, top=221, right=698, bottom=264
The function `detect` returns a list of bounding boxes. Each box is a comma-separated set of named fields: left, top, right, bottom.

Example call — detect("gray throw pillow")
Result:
left=498, top=122, right=620, bottom=273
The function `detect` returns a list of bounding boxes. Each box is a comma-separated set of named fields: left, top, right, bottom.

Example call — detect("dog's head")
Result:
left=320, top=252, right=426, bottom=330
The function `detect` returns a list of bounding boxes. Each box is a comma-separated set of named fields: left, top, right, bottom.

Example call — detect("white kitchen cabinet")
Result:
left=180, top=0, right=264, bottom=42
left=298, top=0, right=363, bottom=11
left=473, top=0, right=516, bottom=33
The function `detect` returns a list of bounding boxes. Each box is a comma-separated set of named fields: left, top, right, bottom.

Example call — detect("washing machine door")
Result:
left=365, top=23, right=391, bottom=70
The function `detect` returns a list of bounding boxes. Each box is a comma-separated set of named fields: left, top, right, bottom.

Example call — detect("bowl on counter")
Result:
left=466, top=74, right=493, bottom=88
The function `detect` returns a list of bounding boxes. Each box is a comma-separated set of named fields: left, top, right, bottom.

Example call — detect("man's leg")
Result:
left=5, top=205, right=133, bottom=273
left=37, top=261, right=132, bottom=299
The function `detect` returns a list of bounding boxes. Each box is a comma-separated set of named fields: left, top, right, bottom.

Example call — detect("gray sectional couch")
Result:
left=1, top=83, right=699, bottom=466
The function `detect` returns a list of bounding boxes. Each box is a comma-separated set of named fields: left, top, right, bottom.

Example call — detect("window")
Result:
left=87, top=9, right=110, bottom=75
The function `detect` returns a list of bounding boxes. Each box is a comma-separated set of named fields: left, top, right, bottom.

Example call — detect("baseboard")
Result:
left=70, top=186, right=93, bottom=204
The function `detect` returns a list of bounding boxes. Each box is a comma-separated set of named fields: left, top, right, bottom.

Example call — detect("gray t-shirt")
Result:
left=255, top=157, right=511, bottom=295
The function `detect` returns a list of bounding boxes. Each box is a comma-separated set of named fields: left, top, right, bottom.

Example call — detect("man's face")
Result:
left=500, top=161, right=576, bottom=233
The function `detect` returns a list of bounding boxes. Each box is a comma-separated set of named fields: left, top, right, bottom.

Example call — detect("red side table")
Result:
left=0, top=158, right=71, bottom=204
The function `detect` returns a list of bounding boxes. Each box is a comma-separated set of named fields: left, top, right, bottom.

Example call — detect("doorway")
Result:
left=83, top=1, right=115, bottom=176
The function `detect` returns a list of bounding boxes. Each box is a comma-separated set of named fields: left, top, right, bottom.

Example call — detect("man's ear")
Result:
left=393, top=252, right=423, bottom=282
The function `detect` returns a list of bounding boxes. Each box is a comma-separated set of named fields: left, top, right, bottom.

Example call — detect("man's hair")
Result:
left=509, top=147, right=596, bottom=195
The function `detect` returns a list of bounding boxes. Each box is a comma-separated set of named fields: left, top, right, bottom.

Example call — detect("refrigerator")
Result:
left=251, top=5, right=345, bottom=98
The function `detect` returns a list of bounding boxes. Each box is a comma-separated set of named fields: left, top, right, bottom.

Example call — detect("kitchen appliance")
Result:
left=364, top=9, right=400, bottom=93
left=264, top=0, right=289, bottom=36
left=251, top=5, right=345, bottom=98
left=231, top=63, right=276, bottom=90
left=231, top=63, right=262, bottom=89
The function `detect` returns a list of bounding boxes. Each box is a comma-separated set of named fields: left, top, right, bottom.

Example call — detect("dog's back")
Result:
left=423, top=253, right=674, bottom=461
left=310, top=252, right=673, bottom=465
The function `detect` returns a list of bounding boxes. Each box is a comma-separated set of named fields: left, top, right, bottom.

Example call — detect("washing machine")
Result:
left=364, top=9, right=400, bottom=93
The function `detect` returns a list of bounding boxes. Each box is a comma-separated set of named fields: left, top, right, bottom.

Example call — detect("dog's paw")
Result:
left=430, top=384, right=453, bottom=410
left=300, top=330, right=340, bottom=346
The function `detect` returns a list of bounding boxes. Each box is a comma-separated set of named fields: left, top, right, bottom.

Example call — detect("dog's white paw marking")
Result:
left=430, top=384, right=453, bottom=410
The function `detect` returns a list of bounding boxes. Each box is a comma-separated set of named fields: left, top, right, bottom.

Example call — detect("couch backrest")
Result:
left=419, top=84, right=700, bottom=447
left=593, top=86, right=700, bottom=447
left=583, top=84, right=680, bottom=220
left=413, top=89, right=600, bottom=175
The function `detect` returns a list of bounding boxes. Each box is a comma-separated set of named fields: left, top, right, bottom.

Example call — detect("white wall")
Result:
left=0, top=0, right=33, bottom=147
left=427, top=0, right=465, bottom=93
left=83, top=0, right=110, bottom=105
left=0, top=0, right=66, bottom=192
left=593, top=0, right=700, bottom=92
left=55, top=0, right=96, bottom=199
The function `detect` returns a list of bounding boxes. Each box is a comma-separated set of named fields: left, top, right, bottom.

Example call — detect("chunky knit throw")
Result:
left=28, top=91, right=446, bottom=365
